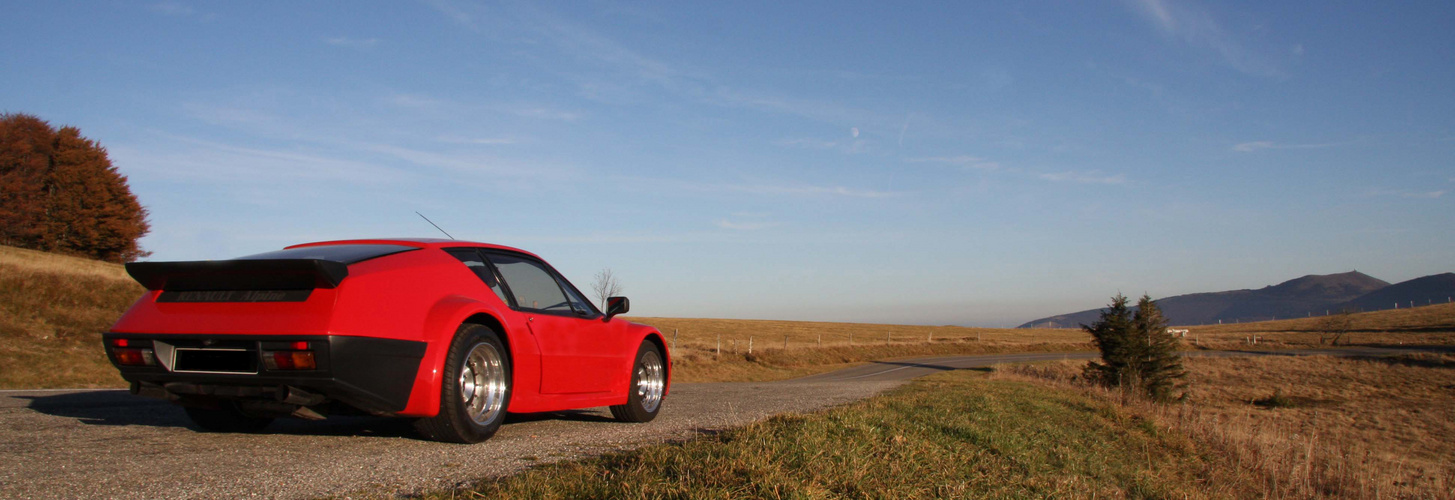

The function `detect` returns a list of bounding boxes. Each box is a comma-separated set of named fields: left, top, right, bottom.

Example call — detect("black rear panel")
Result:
left=126, top=259, right=349, bottom=292
left=157, top=289, right=314, bottom=303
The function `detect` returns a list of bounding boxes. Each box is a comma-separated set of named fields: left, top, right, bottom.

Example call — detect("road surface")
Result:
left=0, top=346, right=1441, bottom=499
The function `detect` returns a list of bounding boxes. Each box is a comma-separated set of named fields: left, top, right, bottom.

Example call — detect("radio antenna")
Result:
left=415, top=212, right=455, bottom=240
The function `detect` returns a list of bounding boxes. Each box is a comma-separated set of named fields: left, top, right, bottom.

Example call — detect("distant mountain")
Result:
left=1017, top=271, right=1391, bottom=328
left=1336, top=273, right=1455, bottom=312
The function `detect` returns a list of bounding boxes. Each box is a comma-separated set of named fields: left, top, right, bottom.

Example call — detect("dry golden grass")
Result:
left=1171, top=303, right=1455, bottom=350
left=0, top=245, right=141, bottom=388
left=0, top=244, right=133, bottom=281
left=994, top=354, right=1455, bottom=499
left=628, top=316, right=1092, bottom=382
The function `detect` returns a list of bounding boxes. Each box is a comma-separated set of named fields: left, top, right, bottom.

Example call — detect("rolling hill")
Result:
left=1337, top=272, right=1455, bottom=312
left=1018, top=271, right=1421, bottom=328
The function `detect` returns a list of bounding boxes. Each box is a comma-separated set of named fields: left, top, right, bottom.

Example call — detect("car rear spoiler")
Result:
left=125, top=259, right=350, bottom=291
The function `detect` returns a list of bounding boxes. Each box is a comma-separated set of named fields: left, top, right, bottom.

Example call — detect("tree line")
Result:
left=0, top=113, right=150, bottom=263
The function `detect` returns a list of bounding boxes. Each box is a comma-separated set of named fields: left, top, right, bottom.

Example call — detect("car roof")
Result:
left=284, top=238, right=544, bottom=260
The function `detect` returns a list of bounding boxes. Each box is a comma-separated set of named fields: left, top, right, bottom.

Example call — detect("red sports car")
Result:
left=103, top=238, right=669, bottom=443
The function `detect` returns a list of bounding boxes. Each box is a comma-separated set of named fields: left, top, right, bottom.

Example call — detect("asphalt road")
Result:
left=0, top=346, right=1443, bottom=499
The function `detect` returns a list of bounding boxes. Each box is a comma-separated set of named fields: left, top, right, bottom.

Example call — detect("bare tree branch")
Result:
left=591, top=268, right=623, bottom=310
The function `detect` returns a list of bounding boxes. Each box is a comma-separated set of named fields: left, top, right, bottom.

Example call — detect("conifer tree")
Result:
left=1132, top=295, right=1186, bottom=401
left=0, top=113, right=150, bottom=262
left=1082, top=293, right=1187, bottom=402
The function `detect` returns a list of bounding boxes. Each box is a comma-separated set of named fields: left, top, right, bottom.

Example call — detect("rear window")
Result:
left=237, top=244, right=418, bottom=264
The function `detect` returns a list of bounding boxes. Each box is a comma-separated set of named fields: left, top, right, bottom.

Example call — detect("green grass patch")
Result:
left=423, top=370, right=1240, bottom=499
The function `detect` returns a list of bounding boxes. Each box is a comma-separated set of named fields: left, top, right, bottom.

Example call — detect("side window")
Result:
left=486, top=254, right=573, bottom=314
left=444, top=249, right=510, bottom=304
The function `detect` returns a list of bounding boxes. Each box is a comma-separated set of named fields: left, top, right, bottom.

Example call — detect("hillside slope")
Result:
left=0, top=245, right=142, bottom=388
left=1020, top=271, right=1390, bottom=328
left=1339, top=273, right=1455, bottom=312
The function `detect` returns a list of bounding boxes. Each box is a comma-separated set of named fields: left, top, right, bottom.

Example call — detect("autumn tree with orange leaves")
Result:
left=0, top=113, right=150, bottom=262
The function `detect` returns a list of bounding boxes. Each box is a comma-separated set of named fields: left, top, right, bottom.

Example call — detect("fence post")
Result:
left=928, top=332, right=932, bottom=343
left=748, top=336, right=753, bottom=354
left=732, top=339, right=736, bottom=354
left=886, top=331, right=891, bottom=345
left=672, top=328, right=678, bottom=353
left=716, top=333, right=721, bottom=358
left=783, top=334, right=788, bottom=350
left=849, top=332, right=853, bottom=345
left=817, top=333, right=821, bottom=346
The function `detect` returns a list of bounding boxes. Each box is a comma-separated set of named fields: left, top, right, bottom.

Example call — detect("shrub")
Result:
left=1082, top=294, right=1187, bottom=402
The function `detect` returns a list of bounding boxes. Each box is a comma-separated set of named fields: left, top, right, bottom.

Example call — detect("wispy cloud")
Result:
left=435, top=135, right=522, bottom=145
left=324, top=37, right=381, bottom=49
left=1124, top=0, right=1281, bottom=77
left=716, top=219, right=779, bottom=230
left=513, top=107, right=582, bottom=122
left=1233, top=141, right=1340, bottom=152
left=1366, top=188, right=1446, bottom=199
left=1037, top=170, right=1128, bottom=185
left=421, top=0, right=477, bottom=28
left=776, top=138, right=840, bottom=150
left=113, top=135, right=411, bottom=186
left=360, top=143, right=575, bottom=182
left=708, top=87, right=881, bottom=127
left=424, top=0, right=888, bottom=130
left=727, top=184, right=900, bottom=198
left=149, top=1, right=194, bottom=17
left=905, top=156, right=1001, bottom=171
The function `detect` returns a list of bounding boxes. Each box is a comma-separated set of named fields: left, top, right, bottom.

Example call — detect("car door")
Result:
left=484, top=251, right=618, bottom=395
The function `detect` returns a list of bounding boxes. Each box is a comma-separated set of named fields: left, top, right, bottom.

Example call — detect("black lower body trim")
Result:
left=103, top=334, right=427, bottom=415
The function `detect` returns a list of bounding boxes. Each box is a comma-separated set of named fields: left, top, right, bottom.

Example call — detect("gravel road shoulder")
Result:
left=0, top=379, right=901, bottom=499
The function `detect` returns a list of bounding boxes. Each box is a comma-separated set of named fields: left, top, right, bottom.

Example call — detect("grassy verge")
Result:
left=995, top=354, right=1455, bottom=499
left=417, top=370, right=1243, bottom=499
left=0, top=246, right=139, bottom=388
left=664, top=341, right=1091, bottom=383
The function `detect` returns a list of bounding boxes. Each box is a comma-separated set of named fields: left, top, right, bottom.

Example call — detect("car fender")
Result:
left=398, top=295, right=541, bottom=417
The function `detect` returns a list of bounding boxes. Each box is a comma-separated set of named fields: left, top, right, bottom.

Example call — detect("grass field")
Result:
left=995, top=354, right=1455, bottom=499
left=416, top=369, right=1250, bottom=499
left=1177, top=303, right=1455, bottom=349
left=627, top=316, right=1091, bottom=382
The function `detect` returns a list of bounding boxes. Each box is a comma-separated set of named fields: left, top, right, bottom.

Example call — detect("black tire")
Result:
left=184, top=403, right=273, bottom=433
left=610, top=341, right=666, bottom=423
left=414, top=324, right=512, bottom=443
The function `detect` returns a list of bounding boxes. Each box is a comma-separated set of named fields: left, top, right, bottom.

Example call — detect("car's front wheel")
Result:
left=414, top=324, right=511, bottom=443
left=610, top=341, right=666, bottom=423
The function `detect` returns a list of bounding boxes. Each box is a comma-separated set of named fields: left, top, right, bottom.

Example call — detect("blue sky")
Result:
left=3, top=1, right=1452, bottom=326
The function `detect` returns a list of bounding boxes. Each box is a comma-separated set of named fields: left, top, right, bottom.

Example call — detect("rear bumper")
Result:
left=102, top=333, right=427, bottom=415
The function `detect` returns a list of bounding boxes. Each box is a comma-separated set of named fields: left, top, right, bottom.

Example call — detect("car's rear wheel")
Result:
left=184, top=402, right=274, bottom=433
left=610, top=341, right=665, bottom=423
left=414, top=324, right=511, bottom=443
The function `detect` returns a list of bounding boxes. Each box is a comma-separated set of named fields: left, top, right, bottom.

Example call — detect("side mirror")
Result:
left=605, top=296, right=630, bottom=319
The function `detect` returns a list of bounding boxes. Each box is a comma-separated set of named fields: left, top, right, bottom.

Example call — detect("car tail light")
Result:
left=264, top=349, right=317, bottom=370
left=111, top=343, right=157, bottom=366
